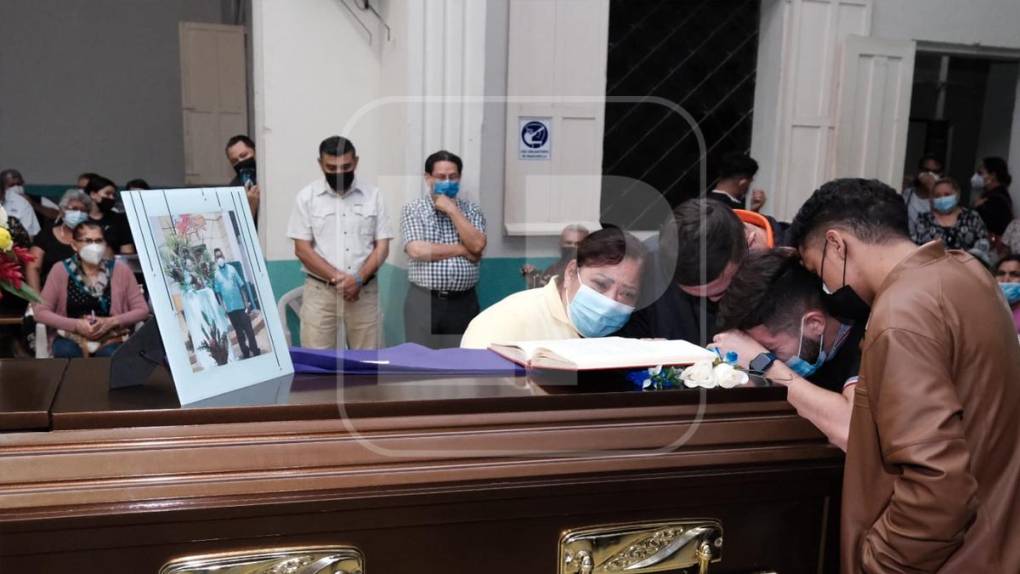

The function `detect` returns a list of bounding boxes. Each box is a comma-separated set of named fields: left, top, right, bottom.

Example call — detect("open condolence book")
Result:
left=489, top=337, right=717, bottom=371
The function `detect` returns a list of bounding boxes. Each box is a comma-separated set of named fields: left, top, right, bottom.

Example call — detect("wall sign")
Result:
left=519, top=117, right=551, bottom=160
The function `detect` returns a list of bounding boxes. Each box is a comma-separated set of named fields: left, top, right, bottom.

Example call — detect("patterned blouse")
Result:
left=911, top=208, right=988, bottom=251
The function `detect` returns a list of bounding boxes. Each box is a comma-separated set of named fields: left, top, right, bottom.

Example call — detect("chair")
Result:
left=277, top=286, right=303, bottom=347
left=276, top=285, right=347, bottom=348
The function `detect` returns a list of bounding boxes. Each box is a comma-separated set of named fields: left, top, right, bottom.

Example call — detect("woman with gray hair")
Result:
left=26, top=189, right=95, bottom=292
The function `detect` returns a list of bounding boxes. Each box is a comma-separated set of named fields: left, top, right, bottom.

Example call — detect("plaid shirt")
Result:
left=401, top=196, right=486, bottom=292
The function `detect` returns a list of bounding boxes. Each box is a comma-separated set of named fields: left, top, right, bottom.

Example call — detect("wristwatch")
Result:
left=749, top=352, right=777, bottom=374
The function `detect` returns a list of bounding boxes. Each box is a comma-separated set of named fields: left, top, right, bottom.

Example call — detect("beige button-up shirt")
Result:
left=286, top=177, right=393, bottom=276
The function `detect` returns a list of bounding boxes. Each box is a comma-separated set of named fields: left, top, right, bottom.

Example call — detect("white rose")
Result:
left=681, top=360, right=717, bottom=389
left=714, top=363, right=749, bottom=389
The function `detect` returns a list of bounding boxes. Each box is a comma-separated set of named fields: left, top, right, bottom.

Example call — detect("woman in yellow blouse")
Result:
left=461, top=227, right=647, bottom=348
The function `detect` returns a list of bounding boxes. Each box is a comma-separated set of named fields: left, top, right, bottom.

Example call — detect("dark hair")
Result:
left=665, top=199, right=748, bottom=286
left=982, top=156, right=1013, bottom=187
left=424, top=150, right=463, bottom=175
left=226, top=135, right=255, bottom=152
left=717, top=249, right=825, bottom=334
left=788, top=178, right=909, bottom=248
left=214, top=247, right=224, bottom=255
left=319, top=136, right=357, bottom=158
left=932, top=177, right=961, bottom=195
left=72, top=221, right=105, bottom=241
left=558, top=227, right=647, bottom=282
left=917, top=153, right=944, bottom=171
left=717, top=153, right=759, bottom=180
left=77, top=172, right=100, bottom=185
left=0, top=168, right=23, bottom=185
left=125, top=178, right=150, bottom=190
left=995, top=254, right=1020, bottom=273
left=83, top=175, right=116, bottom=196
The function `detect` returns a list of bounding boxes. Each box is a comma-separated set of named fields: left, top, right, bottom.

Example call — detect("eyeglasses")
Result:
left=995, top=270, right=1020, bottom=280
left=77, top=238, right=105, bottom=245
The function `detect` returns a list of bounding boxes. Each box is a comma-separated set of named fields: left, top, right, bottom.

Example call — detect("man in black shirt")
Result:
left=711, top=249, right=863, bottom=450
left=618, top=199, right=748, bottom=346
left=707, top=152, right=766, bottom=212
left=225, top=134, right=261, bottom=221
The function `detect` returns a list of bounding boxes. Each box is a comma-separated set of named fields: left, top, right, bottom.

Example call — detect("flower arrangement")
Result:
left=628, top=352, right=749, bottom=391
left=161, top=229, right=215, bottom=290
left=0, top=206, right=41, bottom=303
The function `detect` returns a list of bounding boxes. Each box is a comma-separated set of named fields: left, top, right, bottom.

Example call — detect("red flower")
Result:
left=0, top=251, right=25, bottom=291
left=13, top=246, right=35, bottom=266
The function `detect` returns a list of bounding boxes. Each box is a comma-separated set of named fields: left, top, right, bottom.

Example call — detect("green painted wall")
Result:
left=266, top=257, right=557, bottom=347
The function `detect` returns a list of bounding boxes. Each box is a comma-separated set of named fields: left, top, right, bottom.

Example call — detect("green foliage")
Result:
left=161, top=231, right=215, bottom=289
left=197, top=310, right=230, bottom=366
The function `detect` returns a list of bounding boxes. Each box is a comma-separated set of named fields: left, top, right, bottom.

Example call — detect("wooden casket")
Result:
left=0, top=359, right=843, bottom=573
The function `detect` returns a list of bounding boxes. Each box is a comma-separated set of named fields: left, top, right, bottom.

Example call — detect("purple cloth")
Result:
left=290, top=344, right=524, bottom=376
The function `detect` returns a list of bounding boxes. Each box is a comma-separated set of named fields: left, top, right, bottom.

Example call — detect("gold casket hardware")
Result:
left=560, top=519, right=723, bottom=574
left=159, top=545, right=364, bottom=574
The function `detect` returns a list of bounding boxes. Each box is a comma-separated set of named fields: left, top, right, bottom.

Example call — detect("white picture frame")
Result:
left=122, top=187, right=293, bottom=405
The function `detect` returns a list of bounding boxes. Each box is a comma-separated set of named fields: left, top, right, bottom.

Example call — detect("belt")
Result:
left=411, top=283, right=476, bottom=300
left=307, top=273, right=375, bottom=287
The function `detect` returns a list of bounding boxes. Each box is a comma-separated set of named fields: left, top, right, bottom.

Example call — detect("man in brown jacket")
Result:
left=789, top=178, right=1020, bottom=573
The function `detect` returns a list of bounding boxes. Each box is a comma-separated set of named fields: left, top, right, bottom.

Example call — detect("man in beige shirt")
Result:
left=286, top=136, right=392, bottom=349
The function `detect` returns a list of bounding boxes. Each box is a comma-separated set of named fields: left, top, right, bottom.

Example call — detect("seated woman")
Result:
left=911, top=177, right=989, bottom=254
left=995, top=255, right=1020, bottom=335
left=35, top=221, right=149, bottom=358
left=26, top=189, right=91, bottom=293
left=461, top=227, right=646, bottom=349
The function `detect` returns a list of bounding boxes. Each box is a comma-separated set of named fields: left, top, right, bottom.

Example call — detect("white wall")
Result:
left=254, top=0, right=561, bottom=262
left=872, top=0, right=1020, bottom=50
left=754, top=0, right=1020, bottom=220
left=0, top=0, right=226, bottom=187
left=749, top=0, right=787, bottom=218
left=253, top=0, right=402, bottom=261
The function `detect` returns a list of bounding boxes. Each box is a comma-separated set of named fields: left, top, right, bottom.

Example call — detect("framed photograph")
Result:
left=122, top=187, right=293, bottom=405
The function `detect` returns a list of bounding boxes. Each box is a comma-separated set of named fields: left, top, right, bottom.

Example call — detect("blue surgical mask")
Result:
left=932, top=194, right=959, bottom=214
left=63, top=210, right=89, bottom=228
left=1000, top=283, right=1020, bottom=306
left=785, top=316, right=827, bottom=378
left=568, top=269, right=635, bottom=338
left=433, top=180, right=460, bottom=198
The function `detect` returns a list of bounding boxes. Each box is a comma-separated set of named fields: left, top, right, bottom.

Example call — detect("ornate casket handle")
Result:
left=559, top=519, right=723, bottom=574
left=159, top=545, right=364, bottom=574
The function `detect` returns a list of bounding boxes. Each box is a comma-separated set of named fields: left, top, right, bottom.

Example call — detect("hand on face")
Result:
left=432, top=193, right=458, bottom=214
left=709, top=330, right=767, bottom=370
left=750, top=189, right=767, bottom=212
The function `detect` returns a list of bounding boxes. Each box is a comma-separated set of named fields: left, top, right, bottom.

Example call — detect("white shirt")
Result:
left=2, top=187, right=40, bottom=237
left=286, top=177, right=393, bottom=276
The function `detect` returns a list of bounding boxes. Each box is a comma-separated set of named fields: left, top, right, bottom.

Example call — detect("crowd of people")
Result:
left=1, top=134, right=1017, bottom=569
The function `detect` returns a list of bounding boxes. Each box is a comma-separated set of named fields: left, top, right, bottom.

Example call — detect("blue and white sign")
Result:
left=519, top=117, right=551, bottom=160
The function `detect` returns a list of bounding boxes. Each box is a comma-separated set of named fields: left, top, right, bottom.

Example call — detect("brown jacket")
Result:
left=842, top=242, right=1020, bottom=573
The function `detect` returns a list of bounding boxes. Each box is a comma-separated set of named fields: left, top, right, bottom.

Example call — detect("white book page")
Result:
left=494, top=337, right=715, bottom=368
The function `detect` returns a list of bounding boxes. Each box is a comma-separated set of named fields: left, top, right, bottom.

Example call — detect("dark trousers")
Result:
left=228, top=309, right=260, bottom=358
left=404, top=284, right=480, bottom=349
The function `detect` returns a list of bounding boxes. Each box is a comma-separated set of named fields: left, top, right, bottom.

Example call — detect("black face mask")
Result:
left=325, top=171, right=355, bottom=192
left=560, top=246, right=577, bottom=261
left=820, top=242, right=871, bottom=323
left=98, top=196, right=117, bottom=214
